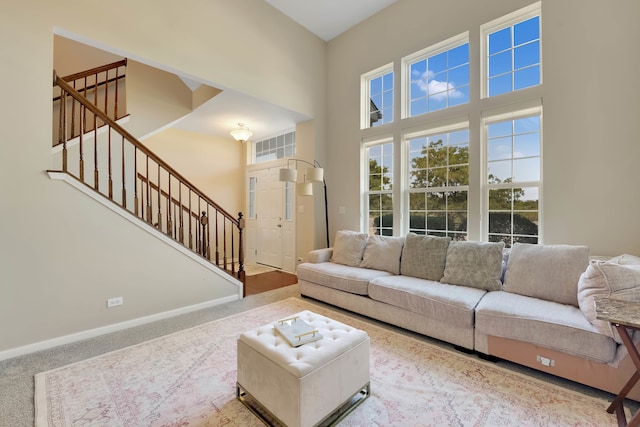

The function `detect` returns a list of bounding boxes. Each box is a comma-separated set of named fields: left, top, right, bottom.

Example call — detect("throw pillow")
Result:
left=330, top=230, right=368, bottom=267
left=578, top=260, right=640, bottom=343
left=400, top=233, right=451, bottom=281
left=360, top=235, right=405, bottom=274
left=441, top=241, right=505, bottom=291
left=502, top=243, right=590, bottom=307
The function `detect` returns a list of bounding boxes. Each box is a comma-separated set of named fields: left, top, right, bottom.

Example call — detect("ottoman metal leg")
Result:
left=237, top=382, right=370, bottom=427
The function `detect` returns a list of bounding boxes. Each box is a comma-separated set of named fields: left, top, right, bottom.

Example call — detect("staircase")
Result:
left=50, top=61, right=246, bottom=293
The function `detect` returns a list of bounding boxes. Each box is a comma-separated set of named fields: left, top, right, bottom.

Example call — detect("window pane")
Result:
left=514, top=41, right=540, bottom=69
left=488, top=136, right=512, bottom=161
left=514, top=65, right=540, bottom=90
left=489, top=211, right=512, bottom=234
left=514, top=158, right=540, bottom=181
left=427, top=212, right=447, bottom=230
left=488, top=159, right=512, bottom=182
left=488, top=73, right=512, bottom=97
left=429, top=51, right=447, bottom=74
left=513, top=133, right=540, bottom=158
left=488, top=121, right=512, bottom=138
left=449, top=64, right=470, bottom=88
left=489, top=50, right=512, bottom=77
left=514, top=16, right=539, bottom=46
left=449, top=43, right=469, bottom=67
left=427, top=192, right=445, bottom=210
left=513, top=187, right=539, bottom=210
left=489, top=27, right=511, bottom=54
left=489, top=188, right=512, bottom=210
left=448, top=191, right=468, bottom=210
left=410, top=192, right=425, bottom=210
left=449, top=86, right=469, bottom=107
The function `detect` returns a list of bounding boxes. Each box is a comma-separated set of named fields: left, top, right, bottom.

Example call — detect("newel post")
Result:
left=237, top=212, right=246, bottom=296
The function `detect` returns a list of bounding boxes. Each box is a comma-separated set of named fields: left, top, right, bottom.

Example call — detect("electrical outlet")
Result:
left=107, top=297, right=123, bottom=308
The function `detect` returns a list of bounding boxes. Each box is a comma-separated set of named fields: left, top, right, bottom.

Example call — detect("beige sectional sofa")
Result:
left=297, top=230, right=640, bottom=401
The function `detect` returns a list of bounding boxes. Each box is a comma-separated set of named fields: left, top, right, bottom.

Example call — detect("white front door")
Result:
left=256, top=168, right=284, bottom=268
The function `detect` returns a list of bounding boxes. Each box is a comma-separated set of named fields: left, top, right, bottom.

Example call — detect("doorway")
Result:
left=247, top=166, right=296, bottom=272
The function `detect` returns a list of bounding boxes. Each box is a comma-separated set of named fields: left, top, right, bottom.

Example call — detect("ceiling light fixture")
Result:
left=230, top=123, right=253, bottom=143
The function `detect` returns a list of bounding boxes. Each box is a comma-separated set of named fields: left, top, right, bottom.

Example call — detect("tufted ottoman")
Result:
left=236, top=310, right=370, bottom=427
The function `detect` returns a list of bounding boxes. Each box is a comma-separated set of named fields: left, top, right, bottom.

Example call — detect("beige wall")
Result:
left=326, top=0, right=640, bottom=256
left=0, top=0, right=325, bottom=354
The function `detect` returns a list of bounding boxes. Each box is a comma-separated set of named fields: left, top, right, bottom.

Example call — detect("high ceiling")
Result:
left=172, top=1, right=397, bottom=142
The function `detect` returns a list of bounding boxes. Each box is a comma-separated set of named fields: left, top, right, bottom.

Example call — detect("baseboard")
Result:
left=0, top=294, right=238, bottom=362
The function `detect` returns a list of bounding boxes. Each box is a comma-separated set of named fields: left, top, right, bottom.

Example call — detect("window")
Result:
left=362, top=64, right=394, bottom=129
left=255, top=131, right=295, bottom=163
left=248, top=177, right=256, bottom=219
left=407, top=127, right=469, bottom=239
left=365, top=142, right=393, bottom=235
left=485, top=110, right=541, bottom=247
left=404, top=33, right=469, bottom=117
left=483, top=2, right=541, bottom=97
left=284, top=182, right=293, bottom=221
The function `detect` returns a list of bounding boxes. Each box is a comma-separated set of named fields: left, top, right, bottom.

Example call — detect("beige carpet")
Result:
left=35, top=297, right=619, bottom=426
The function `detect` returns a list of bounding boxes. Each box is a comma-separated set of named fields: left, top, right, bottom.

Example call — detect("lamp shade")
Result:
left=230, top=123, right=253, bottom=142
left=306, top=167, right=324, bottom=182
left=279, top=168, right=297, bottom=182
left=296, top=182, right=313, bottom=196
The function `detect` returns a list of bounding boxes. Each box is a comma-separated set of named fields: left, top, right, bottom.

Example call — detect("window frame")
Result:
left=361, top=137, right=395, bottom=235
left=361, top=63, right=394, bottom=129
left=401, top=32, right=470, bottom=119
left=481, top=101, right=543, bottom=246
left=404, top=121, right=470, bottom=239
left=481, top=1, right=542, bottom=99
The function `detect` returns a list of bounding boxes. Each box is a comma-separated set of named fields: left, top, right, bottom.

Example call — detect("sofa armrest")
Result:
left=308, top=248, right=333, bottom=263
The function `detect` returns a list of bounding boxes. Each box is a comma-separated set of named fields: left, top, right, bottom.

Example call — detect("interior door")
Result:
left=256, top=169, right=284, bottom=268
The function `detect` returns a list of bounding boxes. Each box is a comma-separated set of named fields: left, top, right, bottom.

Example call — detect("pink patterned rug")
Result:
left=35, top=297, right=617, bottom=426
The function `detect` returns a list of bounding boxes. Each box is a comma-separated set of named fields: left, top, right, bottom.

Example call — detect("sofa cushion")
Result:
left=297, top=261, right=392, bottom=295
left=441, top=241, right=505, bottom=291
left=400, top=233, right=451, bottom=281
left=330, top=230, right=368, bottom=267
left=502, top=243, right=590, bottom=307
left=368, top=275, right=486, bottom=328
left=360, top=235, right=404, bottom=274
left=475, top=291, right=617, bottom=364
left=578, top=258, right=640, bottom=344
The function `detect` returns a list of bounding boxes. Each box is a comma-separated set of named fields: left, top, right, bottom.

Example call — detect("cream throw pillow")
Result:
left=441, top=241, right=505, bottom=291
left=578, top=257, right=640, bottom=343
left=330, top=230, right=368, bottom=267
left=400, top=233, right=451, bottom=281
left=360, top=235, right=404, bottom=274
left=502, top=243, right=589, bottom=307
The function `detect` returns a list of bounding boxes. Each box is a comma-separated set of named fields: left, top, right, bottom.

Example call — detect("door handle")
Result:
left=277, top=224, right=282, bottom=228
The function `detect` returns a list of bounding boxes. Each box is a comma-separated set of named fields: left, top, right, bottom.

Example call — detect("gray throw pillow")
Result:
left=400, top=233, right=451, bottom=281
left=360, top=235, right=405, bottom=274
left=441, top=241, right=505, bottom=291
left=330, top=230, right=368, bottom=267
left=502, top=243, right=589, bottom=307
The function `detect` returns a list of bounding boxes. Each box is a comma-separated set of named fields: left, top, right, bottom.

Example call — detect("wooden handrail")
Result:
left=61, top=59, right=127, bottom=83
left=54, top=72, right=239, bottom=227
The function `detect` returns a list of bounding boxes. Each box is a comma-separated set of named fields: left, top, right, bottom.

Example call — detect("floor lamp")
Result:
left=279, top=159, right=330, bottom=248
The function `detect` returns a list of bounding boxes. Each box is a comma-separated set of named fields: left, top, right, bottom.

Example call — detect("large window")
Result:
left=362, top=64, right=394, bottom=129
left=485, top=109, right=541, bottom=246
left=404, top=33, right=469, bottom=117
left=408, top=127, right=469, bottom=239
left=483, top=2, right=541, bottom=97
left=365, top=142, right=394, bottom=235
left=359, top=3, right=542, bottom=241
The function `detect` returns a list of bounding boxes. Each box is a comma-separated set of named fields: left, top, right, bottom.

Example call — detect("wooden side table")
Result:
left=595, top=296, right=640, bottom=427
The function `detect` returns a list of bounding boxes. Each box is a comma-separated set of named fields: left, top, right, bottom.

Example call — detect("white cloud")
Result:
left=412, top=70, right=464, bottom=101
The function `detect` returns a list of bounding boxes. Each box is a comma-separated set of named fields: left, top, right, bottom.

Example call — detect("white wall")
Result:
left=0, top=0, right=325, bottom=353
left=326, top=0, right=640, bottom=256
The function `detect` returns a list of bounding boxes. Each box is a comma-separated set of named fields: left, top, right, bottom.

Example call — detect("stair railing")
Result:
left=53, top=59, right=128, bottom=147
left=52, top=71, right=245, bottom=291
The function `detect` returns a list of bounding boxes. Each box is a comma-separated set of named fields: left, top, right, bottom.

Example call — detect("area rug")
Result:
left=35, top=297, right=618, bottom=426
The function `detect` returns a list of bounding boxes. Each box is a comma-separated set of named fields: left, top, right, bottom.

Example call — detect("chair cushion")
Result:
left=297, top=261, right=392, bottom=295
left=475, top=291, right=617, bottom=363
